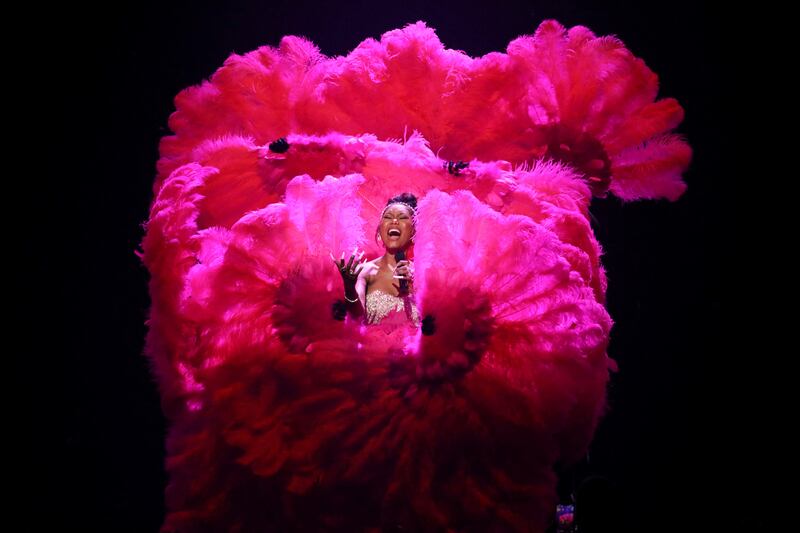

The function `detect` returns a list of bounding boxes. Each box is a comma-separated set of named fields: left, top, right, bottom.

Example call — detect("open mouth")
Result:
left=388, top=228, right=401, bottom=238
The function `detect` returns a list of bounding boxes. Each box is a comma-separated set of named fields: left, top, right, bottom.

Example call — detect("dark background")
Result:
left=40, top=0, right=754, bottom=530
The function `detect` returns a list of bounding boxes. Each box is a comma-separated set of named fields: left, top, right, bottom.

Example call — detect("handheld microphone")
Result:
left=394, top=249, right=408, bottom=293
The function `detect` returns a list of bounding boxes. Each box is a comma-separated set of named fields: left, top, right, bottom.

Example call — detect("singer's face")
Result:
left=380, top=203, right=414, bottom=250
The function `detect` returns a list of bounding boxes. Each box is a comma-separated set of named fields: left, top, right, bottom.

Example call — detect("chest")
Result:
left=366, top=262, right=400, bottom=297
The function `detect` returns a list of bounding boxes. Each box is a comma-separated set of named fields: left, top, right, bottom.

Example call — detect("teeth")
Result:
left=389, top=229, right=401, bottom=236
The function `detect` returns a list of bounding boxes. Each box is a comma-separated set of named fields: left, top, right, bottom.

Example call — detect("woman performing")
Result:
left=138, top=20, right=690, bottom=532
left=332, top=192, right=420, bottom=328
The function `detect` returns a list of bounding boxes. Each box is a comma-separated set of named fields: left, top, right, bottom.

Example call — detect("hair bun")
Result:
left=386, top=192, right=418, bottom=211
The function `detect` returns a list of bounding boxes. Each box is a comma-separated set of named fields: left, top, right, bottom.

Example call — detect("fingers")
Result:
left=332, top=248, right=366, bottom=271
left=345, top=245, right=357, bottom=269
left=387, top=260, right=410, bottom=273
left=393, top=261, right=413, bottom=275
left=348, top=249, right=366, bottom=271
left=395, top=260, right=412, bottom=269
left=347, top=246, right=364, bottom=268
left=353, top=253, right=366, bottom=275
left=393, top=266, right=414, bottom=285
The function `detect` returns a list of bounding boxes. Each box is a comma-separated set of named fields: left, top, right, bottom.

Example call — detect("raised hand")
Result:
left=330, top=247, right=366, bottom=289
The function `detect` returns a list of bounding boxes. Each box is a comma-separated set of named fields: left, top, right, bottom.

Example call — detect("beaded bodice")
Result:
left=365, top=289, right=420, bottom=327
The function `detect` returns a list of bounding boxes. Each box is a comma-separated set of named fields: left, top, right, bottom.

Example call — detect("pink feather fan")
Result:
left=139, top=19, right=689, bottom=532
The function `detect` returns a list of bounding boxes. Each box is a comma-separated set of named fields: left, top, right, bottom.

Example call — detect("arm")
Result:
left=345, top=265, right=367, bottom=320
left=330, top=250, right=369, bottom=321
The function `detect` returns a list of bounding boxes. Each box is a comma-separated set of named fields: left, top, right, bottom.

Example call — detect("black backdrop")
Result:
left=39, top=0, right=754, bottom=530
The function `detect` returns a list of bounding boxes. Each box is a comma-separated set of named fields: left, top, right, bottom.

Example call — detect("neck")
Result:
left=381, top=244, right=409, bottom=267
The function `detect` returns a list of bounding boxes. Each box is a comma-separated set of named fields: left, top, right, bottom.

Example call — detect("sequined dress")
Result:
left=365, top=288, right=420, bottom=328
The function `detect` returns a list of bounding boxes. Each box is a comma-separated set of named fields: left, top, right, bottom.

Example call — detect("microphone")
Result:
left=394, top=249, right=408, bottom=293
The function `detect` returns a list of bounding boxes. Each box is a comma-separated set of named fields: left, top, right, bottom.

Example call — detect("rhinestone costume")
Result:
left=365, top=289, right=420, bottom=327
